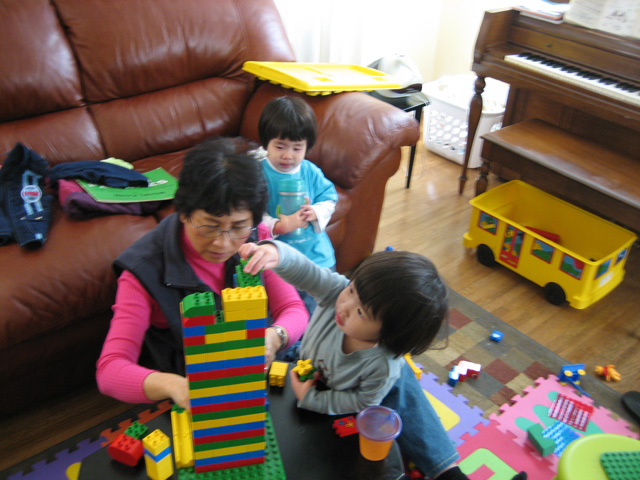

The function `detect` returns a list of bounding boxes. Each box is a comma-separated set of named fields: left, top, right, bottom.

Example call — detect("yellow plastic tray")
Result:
left=463, top=180, right=637, bottom=309
left=242, top=61, right=401, bottom=95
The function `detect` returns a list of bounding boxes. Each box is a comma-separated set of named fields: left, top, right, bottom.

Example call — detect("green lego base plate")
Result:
left=177, top=414, right=286, bottom=479
left=601, top=451, right=640, bottom=480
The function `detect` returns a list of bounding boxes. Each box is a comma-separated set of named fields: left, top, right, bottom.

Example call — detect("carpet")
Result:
left=1, top=290, right=638, bottom=480
left=413, top=289, right=639, bottom=479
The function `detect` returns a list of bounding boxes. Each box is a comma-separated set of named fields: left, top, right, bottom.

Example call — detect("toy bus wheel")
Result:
left=476, top=245, right=496, bottom=267
left=543, top=283, right=566, bottom=306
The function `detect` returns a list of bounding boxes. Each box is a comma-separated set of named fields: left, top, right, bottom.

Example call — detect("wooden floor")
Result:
left=1, top=144, right=639, bottom=473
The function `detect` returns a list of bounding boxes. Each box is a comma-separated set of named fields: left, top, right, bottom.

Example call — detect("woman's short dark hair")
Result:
left=258, top=96, right=317, bottom=151
left=350, top=251, right=449, bottom=357
left=173, top=137, right=268, bottom=226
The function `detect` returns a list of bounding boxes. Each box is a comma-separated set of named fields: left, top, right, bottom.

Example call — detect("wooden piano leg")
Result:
left=459, top=76, right=486, bottom=195
left=475, top=157, right=490, bottom=196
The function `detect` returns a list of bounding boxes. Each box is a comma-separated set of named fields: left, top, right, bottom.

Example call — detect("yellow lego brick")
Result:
left=194, top=441, right=266, bottom=460
left=205, top=329, right=247, bottom=344
left=221, top=286, right=267, bottom=313
left=224, top=307, right=268, bottom=322
left=189, top=380, right=266, bottom=399
left=143, top=430, right=173, bottom=480
left=171, top=408, right=194, bottom=468
left=269, top=361, right=289, bottom=387
left=143, top=454, right=173, bottom=480
left=143, top=429, right=170, bottom=456
left=293, top=359, right=314, bottom=377
left=404, top=353, right=422, bottom=380
left=192, top=412, right=266, bottom=430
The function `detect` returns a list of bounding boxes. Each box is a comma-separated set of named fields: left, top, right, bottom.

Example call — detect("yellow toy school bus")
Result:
left=463, top=181, right=637, bottom=309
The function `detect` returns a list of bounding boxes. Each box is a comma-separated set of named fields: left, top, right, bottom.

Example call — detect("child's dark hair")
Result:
left=173, top=137, right=268, bottom=226
left=258, top=96, right=317, bottom=151
left=350, top=251, right=449, bottom=357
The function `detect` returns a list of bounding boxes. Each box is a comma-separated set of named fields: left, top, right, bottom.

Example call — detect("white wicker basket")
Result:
left=423, top=74, right=508, bottom=168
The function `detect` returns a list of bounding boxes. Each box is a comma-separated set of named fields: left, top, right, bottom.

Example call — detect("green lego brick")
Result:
left=177, top=414, right=285, bottom=479
left=189, top=373, right=266, bottom=391
left=181, top=292, right=217, bottom=317
left=125, top=420, right=150, bottom=440
left=185, top=337, right=265, bottom=356
left=192, top=405, right=266, bottom=423
left=601, top=451, right=640, bottom=480
left=235, top=259, right=263, bottom=287
left=193, top=435, right=266, bottom=453
left=527, top=423, right=556, bottom=457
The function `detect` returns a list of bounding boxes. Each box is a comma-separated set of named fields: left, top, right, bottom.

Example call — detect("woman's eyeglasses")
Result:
left=190, top=218, right=256, bottom=240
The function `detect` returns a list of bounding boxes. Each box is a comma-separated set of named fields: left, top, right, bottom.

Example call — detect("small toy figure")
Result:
left=595, top=364, right=621, bottom=382
left=558, top=364, right=590, bottom=397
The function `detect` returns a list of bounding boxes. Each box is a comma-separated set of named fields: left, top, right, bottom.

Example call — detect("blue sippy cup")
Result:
left=278, top=179, right=306, bottom=236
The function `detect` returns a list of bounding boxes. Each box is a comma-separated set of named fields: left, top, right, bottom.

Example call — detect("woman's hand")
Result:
left=143, top=372, right=190, bottom=411
left=239, top=242, right=281, bottom=275
left=264, top=327, right=284, bottom=370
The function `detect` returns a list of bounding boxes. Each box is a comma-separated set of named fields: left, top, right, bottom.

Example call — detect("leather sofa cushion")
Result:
left=0, top=210, right=157, bottom=350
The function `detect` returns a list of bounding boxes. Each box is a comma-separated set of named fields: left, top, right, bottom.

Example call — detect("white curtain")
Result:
left=273, top=0, right=438, bottom=69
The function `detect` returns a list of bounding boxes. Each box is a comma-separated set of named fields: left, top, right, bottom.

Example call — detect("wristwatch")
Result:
left=270, top=325, right=288, bottom=351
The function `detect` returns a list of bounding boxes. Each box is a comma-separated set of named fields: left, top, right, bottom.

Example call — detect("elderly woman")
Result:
left=96, top=137, right=308, bottom=410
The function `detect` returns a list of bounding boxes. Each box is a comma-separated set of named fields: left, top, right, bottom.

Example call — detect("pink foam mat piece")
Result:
left=488, top=375, right=638, bottom=468
left=419, top=371, right=489, bottom=446
left=457, top=419, right=556, bottom=479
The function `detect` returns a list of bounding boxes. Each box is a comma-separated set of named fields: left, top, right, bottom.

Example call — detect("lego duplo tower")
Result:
left=180, top=283, right=268, bottom=474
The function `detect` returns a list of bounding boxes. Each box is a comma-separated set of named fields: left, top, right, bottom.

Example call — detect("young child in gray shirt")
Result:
left=240, top=240, right=527, bottom=480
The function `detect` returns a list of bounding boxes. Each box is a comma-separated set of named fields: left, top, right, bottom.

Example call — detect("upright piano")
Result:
left=459, top=8, right=640, bottom=232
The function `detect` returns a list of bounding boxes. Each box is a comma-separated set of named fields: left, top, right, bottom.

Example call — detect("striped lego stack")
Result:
left=180, top=286, right=268, bottom=474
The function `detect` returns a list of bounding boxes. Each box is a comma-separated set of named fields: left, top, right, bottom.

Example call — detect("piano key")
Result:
left=505, top=52, right=640, bottom=107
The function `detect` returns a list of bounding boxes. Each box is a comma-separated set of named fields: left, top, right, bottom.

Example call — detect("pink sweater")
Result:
left=96, top=223, right=308, bottom=404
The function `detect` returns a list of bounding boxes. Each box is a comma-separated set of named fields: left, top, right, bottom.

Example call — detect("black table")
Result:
left=77, top=369, right=405, bottom=480
left=367, top=90, right=430, bottom=188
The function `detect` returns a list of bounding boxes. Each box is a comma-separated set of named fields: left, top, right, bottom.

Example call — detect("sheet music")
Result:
left=565, top=0, right=640, bottom=39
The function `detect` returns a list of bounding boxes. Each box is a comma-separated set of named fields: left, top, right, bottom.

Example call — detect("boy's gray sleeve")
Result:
left=259, top=239, right=347, bottom=301
left=298, top=360, right=400, bottom=415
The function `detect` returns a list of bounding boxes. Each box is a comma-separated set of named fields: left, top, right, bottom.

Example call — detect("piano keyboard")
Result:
left=505, top=52, right=640, bottom=107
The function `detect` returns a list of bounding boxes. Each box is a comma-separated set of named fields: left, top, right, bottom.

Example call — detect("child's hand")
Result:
left=239, top=242, right=280, bottom=275
left=289, top=368, right=315, bottom=402
left=274, top=210, right=308, bottom=235
left=300, top=200, right=317, bottom=222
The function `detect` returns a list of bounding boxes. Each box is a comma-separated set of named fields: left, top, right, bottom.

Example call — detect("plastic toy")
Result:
left=527, top=423, right=556, bottom=456
left=463, top=181, right=637, bottom=309
left=558, top=364, right=590, bottom=397
left=404, top=353, right=422, bottom=380
left=269, top=361, right=289, bottom=387
left=490, top=330, right=504, bottom=342
left=549, top=394, right=593, bottom=431
left=170, top=404, right=194, bottom=468
left=107, top=432, right=144, bottom=467
left=595, top=364, right=621, bottom=382
left=143, top=429, right=174, bottom=480
left=292, top=358, right=315, bottom=381
left=448, top=360, right=481, bottom=387
left=180, top=286, right=268, bottom=473
left=333, top=416, right=358, bottom=437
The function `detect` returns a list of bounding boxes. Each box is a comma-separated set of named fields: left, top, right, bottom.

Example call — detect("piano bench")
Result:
left=475, top=119, right=640, bottom=233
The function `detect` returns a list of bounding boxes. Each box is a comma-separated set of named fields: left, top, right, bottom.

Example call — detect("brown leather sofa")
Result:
left=0, top=0, right=419, bottom=415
